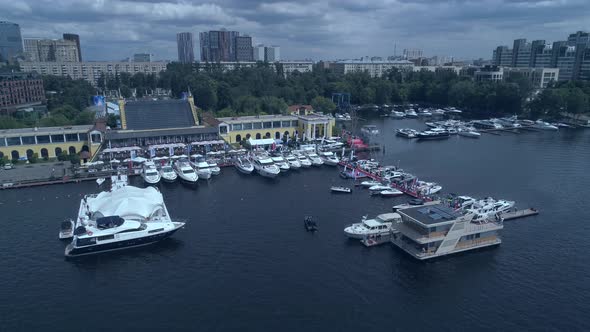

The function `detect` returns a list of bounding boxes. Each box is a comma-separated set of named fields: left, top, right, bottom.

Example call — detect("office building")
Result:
left=264, top=45, right=280, bottom=62
left=23, top=38, right=41, bottom=61
left=19, top=61, right=169, bottom=86
left=199, top=30, right=239, bottom=62
left=280, top=61, right=312, bottom=75
left=0, top=72, right=46, bottom=115
left=234, top=36, right=253, bottom=61
left=0, top=21, right=23, bottom=61
left=34, top=39, right=80, bottom=62
left=254, top=44, right=265, bottom=61
left=474, top=66, right=504, bottom=82
left=504, top=67, right=559, bottom=88
left=133, top=53, right=153, bottom=62
left=332, top=59, right=414, bottom=77
left=176, top=32, right=195, bottom=64
left=403, top=48, right=423, bottom=60
left=63, top=33, right=82, bottom=61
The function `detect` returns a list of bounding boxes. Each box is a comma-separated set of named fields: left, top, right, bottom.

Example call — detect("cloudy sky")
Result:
left=2, top=0, right=589, bottom=61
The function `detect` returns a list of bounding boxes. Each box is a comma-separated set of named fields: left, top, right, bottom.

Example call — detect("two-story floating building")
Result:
left=391, top=204, right=503, bottom=260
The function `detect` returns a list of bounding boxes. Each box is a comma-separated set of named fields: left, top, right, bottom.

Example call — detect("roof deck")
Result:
left=399, top=204, right=463, bottom=228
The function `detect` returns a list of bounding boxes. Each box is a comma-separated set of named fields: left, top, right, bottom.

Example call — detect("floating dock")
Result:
left=501, top=208, right=539, bottom=221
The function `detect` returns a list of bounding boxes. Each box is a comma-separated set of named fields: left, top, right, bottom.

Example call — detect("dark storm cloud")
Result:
left=1, top=0, right=587, bottom=61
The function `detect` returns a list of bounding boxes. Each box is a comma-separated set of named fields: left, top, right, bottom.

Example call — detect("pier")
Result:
left=501, top=208, right=539, bottom=221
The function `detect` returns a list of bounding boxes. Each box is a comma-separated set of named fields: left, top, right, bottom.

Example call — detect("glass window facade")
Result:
left=281, top=121, right=291, bottom=127
left=36, top=135, right=50, bottom=144
left=263, top=122, right=272, bottom=129
left=51, top=134, right=65, bottom=142
left=78, top=133, right=88, bottom=141
left=6, top=137, right=21, bottom=146
left=242, top=122, right=252, bottom=130
left=253, top=122, right=262, bottom=129
left=65, top=133, right=79, bottom=142
left=21, top=136, right=36, bottom=145
left=273, top=121, right=281, bottom=128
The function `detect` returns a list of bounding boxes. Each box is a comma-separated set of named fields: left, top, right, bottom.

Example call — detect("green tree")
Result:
left=260, top=96, right=288, bottom=114
left=311, top=96, right=336, bottom=113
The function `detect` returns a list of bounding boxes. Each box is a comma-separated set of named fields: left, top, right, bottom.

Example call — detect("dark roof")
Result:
left=124, top=99, right=196, bottom=130
left=401, top=204, right=462, bottom=226
left=105, top=126, right=218, bottom=140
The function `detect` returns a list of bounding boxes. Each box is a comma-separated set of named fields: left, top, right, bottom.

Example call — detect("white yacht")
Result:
left=361, top=125, right=379, bottom=135
left=306, top=152, right=324, bottom=166
left=360, top=180, right=381, bottom=187
left=193, top=161, right=212, bottom=180
left=319, top=151, right=339, bottom=166
left=285, top=154, right=301, bottom=169
left=297, top=154, right=312, bottom=168
left=251, top=156, right=281, bottom=178
left=65, top=185, right=184, bottom=257
left=380, top=188, right=404, bottom=197
left=534, top=120, right=559, bottom=130
left=141, top=161, right=161, bottom=185
left=405, top=109, right=418, bottom=118
left=234, top=157, right=254, bottom=174
left=458, top=128, right=481, bottom=138
left=207, top=160, right=221, bottom=175
left=417, top=181, right=443, bottom=195
left=271, top=156, right=290, bottom=172
left=174, top=161, right=198, bottom=184
left=159, top=164, right=177, bottom=183
left=391, top=111, right=406, bottom=118
left=344, top=213, right=402, bottom=239
left=467, top=198, right=515, bottom=221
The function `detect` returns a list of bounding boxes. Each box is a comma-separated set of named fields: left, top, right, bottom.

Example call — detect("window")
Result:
left=219, top=125, right=228, bottom=134
left=231, top=123, right=242, bottom=131
left=36, top=135, right=50, bottom=144
left=6, top=137, right=21, bottom=146
left=252, top=122, right=262, bottom=129
left=97, top=235, right=115, bottom=241
left=11, top=150, right=19, bottom=160
left=291, top=120, right=299, bottom=127
left=26, top=149, right=34, bottom=159
left=51, top=134, right=65, bottom=142
left=65, top=133, right=79, bottom=142
left=265, top=132, right=271, bottom=138
left=235, top=134, right=242, bottom=142
left=275, top=132, right=281, bottom=139
left=273, top=121, right=281, bottom=128
left=41, top=148, right=48, bottom=158
left=281, top=121, right=291, bottom=127
left=76, top=237, right=96, bottom=247
left=255, top=133, right=261, bottom=139
left=148, top=228, right=164, bottom=234
left=21, top=136, right=36, bottom=145
left=55, top=147, right=62, bottom=157
left=242, top=122, right=252, bottom=130
left=0, top=138, right=5, bottom=147
left=78, top=133, right=88, bottom=141
left=246, top=133, right=251, bottom=139
left=68, top=146, right=76, bottom=154
left=0, top=152, right=3, bottom=159
left=263, top=122, right=272, bottom=129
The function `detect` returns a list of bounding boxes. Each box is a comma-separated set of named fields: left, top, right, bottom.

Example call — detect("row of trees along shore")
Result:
left=1, top=62, right=589, bottom=130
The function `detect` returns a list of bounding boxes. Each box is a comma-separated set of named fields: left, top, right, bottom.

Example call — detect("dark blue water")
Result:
left=1, top=119, right=589, bottom=331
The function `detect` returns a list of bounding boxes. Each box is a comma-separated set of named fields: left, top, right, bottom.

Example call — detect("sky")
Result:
left=2, top=0, right=589, bottom=61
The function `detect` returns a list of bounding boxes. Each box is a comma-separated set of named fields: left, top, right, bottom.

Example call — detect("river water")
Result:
left=1, top=118, right=589, bottom=331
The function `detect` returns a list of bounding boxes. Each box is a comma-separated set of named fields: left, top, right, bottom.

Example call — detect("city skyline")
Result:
left=2, top=0, right=589, bottom=61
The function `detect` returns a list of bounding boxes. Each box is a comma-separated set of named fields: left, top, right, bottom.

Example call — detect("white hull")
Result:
left=160, top=173, right=177, bottom=182
left=258, top=168, right=279, bottom=178
left=459, top=131, right=481, bottom=138
left=344, top=229, right=390, bottom=240
left=196, top=170, right=212, bottom=180
left=142, top=176, right=161, bottom=185
left=236, top=165, right=254, bottom=174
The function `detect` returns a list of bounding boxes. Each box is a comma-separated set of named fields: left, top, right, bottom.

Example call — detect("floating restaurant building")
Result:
left=391, top=204, right=503, bottom=260
left=217, top=105, right=336, bottom=144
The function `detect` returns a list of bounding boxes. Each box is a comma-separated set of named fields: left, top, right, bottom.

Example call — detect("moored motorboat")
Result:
left=193, top=161, right=212, bottom=180
left=271, top=156, right=290, bottom=172
left=331, top=186, right=352, bottom=193
left=306, top=152, right=324, bottom=166
left=360, top=180, right=381, bottom=187
left=344, top=213, right=401, bottom=239
left=297, top=154, right=312, bottom=168
left=174, top=161, right=198, bottom=184
left=141, top=161, right=161, bottom=185
left=319, top=151, right=339, bottom=166
left=416, top=129, right=450, bottom=140
left=59, top=219, right=74, bottom=240
left=380, top=188, right=404, bottom=197
left=458, top=129, right=481, bottom=138
left=159, top=164, right=177, bottom=182
left=285, top=154, right=302, bottom=169
left=207, top=160, right=221, bottom=175
left=534, top=120, right=559, bottom=130
left=396, top=128, right=418, bottom=138
left=251, top=156, right=280, bottom=178
left=234, top=157, right=254, bottom=174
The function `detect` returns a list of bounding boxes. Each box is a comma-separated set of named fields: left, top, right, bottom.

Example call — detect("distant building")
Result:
left=193, top=61, right=312, bottom=76
left=0, top=72, right=45, bottom=115
left=234, top=36, right=253, bottom=61
left=133, top=53, right=153, bottom=62
left=19, top=61, right=169, bottom=86
left=23, top=38, right=41, bottom=61
left=253, top=44, right=265, bottom=61
left=280, top=61, right=312, bottom=75
left=403, top=48, right=423, bottom=60
left=0, top=21, right=23, bottom=61
left=503, top=67, right=559, bottom=88
left=332, top=59, right=414, bottom=77
left=264, top=45, right=280, bottom=62
left=36, top=39, right=80, bottom=62
left=63, top=33, right=82, bottom=61
left=474, top=66, right=504, bottom=82
left=199, top=30, right=240, bottom=62
left=176, top=32, right=195, bottom=64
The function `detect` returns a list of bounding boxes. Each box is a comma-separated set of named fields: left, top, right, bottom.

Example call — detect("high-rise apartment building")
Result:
left=234, top=36, right=253, bottom=61
left=176, top=32, right=195, bottom=64
left=0, top=21, right=23, bottom=61
left=34, top=39, right=80, bottom=62
left=199, top=30, right=240, bottom=62
left=23, top=38, right=41, bottom=61
left=403, top=48, right=423, bottom=60
left=264, top=45, right=280, bottom=62
left=63, top=33, right=82, bottom=61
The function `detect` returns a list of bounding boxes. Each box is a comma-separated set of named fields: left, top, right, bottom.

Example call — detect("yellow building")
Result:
left=0, top=124, right=104, bottom=161
left=218, top=111, right=336, bottom=144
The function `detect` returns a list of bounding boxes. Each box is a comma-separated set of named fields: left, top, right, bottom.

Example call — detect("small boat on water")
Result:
left=141, top=161, right=161, bottom=185
left=59, top=219, right=74, bottom=240
left=331, top=186, right=352, bottom=193
left=416, top=129, right=450, bottom=140
left=207, top=160, right=221, bottom=175
left=251, top=156, right=281, bottom=178
left=392, top=199, right=440, bottom=211
left=405, top=110, right=418, bottom=118
left=360, top=180, right=381, bottom=187
left=159, top=164, right=177, bottom=182
left=319, top=151, right=339, bottom=166
left=306, top=152, right=324, bottom=166
left=271, top=156, right=291, bottom=172
left=380, top=188, right=404, bottom=197
left=396, top=128, right=418, bottom=138
left=96, top=177, right=106, bottom=186
left=391, top=111, right=405, bottom=119
left=297, top=154, right=312, bottom=168
left=174, top=161, right=198, bottom=184
left=361, top=125, right=380, bottom=135
left=344, top=213, right=401, bottom=239
left=192, top=161, right=212, bottom=180
left=458, top=129, right=481, bottom=138
left=304, top=216, right=318, bottom=232
left=285, top=154, right=302, bottom=169
left=234, top=157, right=254, bottom=174
left=534, top=120, right=559, bottom=130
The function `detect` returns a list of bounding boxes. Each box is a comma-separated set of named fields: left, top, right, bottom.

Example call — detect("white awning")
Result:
left=248, top=138, right=275, bottom=146
left=88, top=186, right=164, bottom=220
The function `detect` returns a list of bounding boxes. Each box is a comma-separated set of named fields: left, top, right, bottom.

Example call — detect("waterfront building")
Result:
left=556, top=46, right=577, bottom=81
left=62, top=33, right=82, bottom=61
left=390, top=204, right=503, bottom=260
left=0, top=72, right=46, bottom=115
left=331, top=59, right=414, bottom=77
left=235, top=36, right=253, bottom=61
left=199, top=30, right=240, bottom=62
left=264, top=45, right=280, bottom=62
left=217, top=106, right=335, bottom=144
left=133, top=53, right=153, bottom=62
left=0, top=124, right=103, bottom=162
left=176, top=32, right=195, bottom=64
left=0, top=21, right=23, bottom=61
left=19, top=61, right=169, bottom=86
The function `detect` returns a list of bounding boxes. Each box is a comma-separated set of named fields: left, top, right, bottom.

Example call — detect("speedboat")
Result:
left=534, top=120, right=559, bottom=130
left=361, top=125, right=380, bottom=135
left=416, top=129, right=450, bottom=140
left=306, top=153, right=324, bottom=166
left=65, top=186, right=184, bottom=257
left=396, top=128, right=418, bottom=138
left=467, top=197, right=515, bottom=221
left=193, top=161, right=212, bottom=180
left=251, top=156, right=280, bottom=178
left=418, top=110, right=432, bottom=117
left=297, top=154, right=312, bottom=168
left=432, top=109, right=445, bottom=115
left=458, top=128, right=481, bottom=138
left=417, top=181, right=443, bottom=195
left=59, top=219, right=74, bottom=240
left=392, top=199, right=440, bottom=211
left=344, top=213, right=401, bottom=239
left=207, top=160, right=221, bottom=175
left=368, top=184, right=392, bottom=194
left=285, top=154, right=301, bottom=169
left=319, top=151, right=339, bottom=166
left=234, top=157, right=254, bottom=174
left=141, top=161, right=161, bottom=185
left=159, top=164, right=178, bottom=182
left=391, top=111, right=406, bottom=119
left=405, top=109, right=418, bottom=118
left=174, top=161, right=198, bottom=184
left=271, top=156, right=290, bottom=172
left=380, top=188, right=404, bottom=197
left=360, top=180, right=381, bottom=187
left=331, top=186, right=352, bottom=193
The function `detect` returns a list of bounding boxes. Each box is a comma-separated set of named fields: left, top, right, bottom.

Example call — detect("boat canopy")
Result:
left=96, top=216, right=125, bottom=229
left=88, top=186, right=164, bottom=220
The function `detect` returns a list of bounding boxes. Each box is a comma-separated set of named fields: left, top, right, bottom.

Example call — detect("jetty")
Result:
left=501, top=208, right=539, bottom=221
